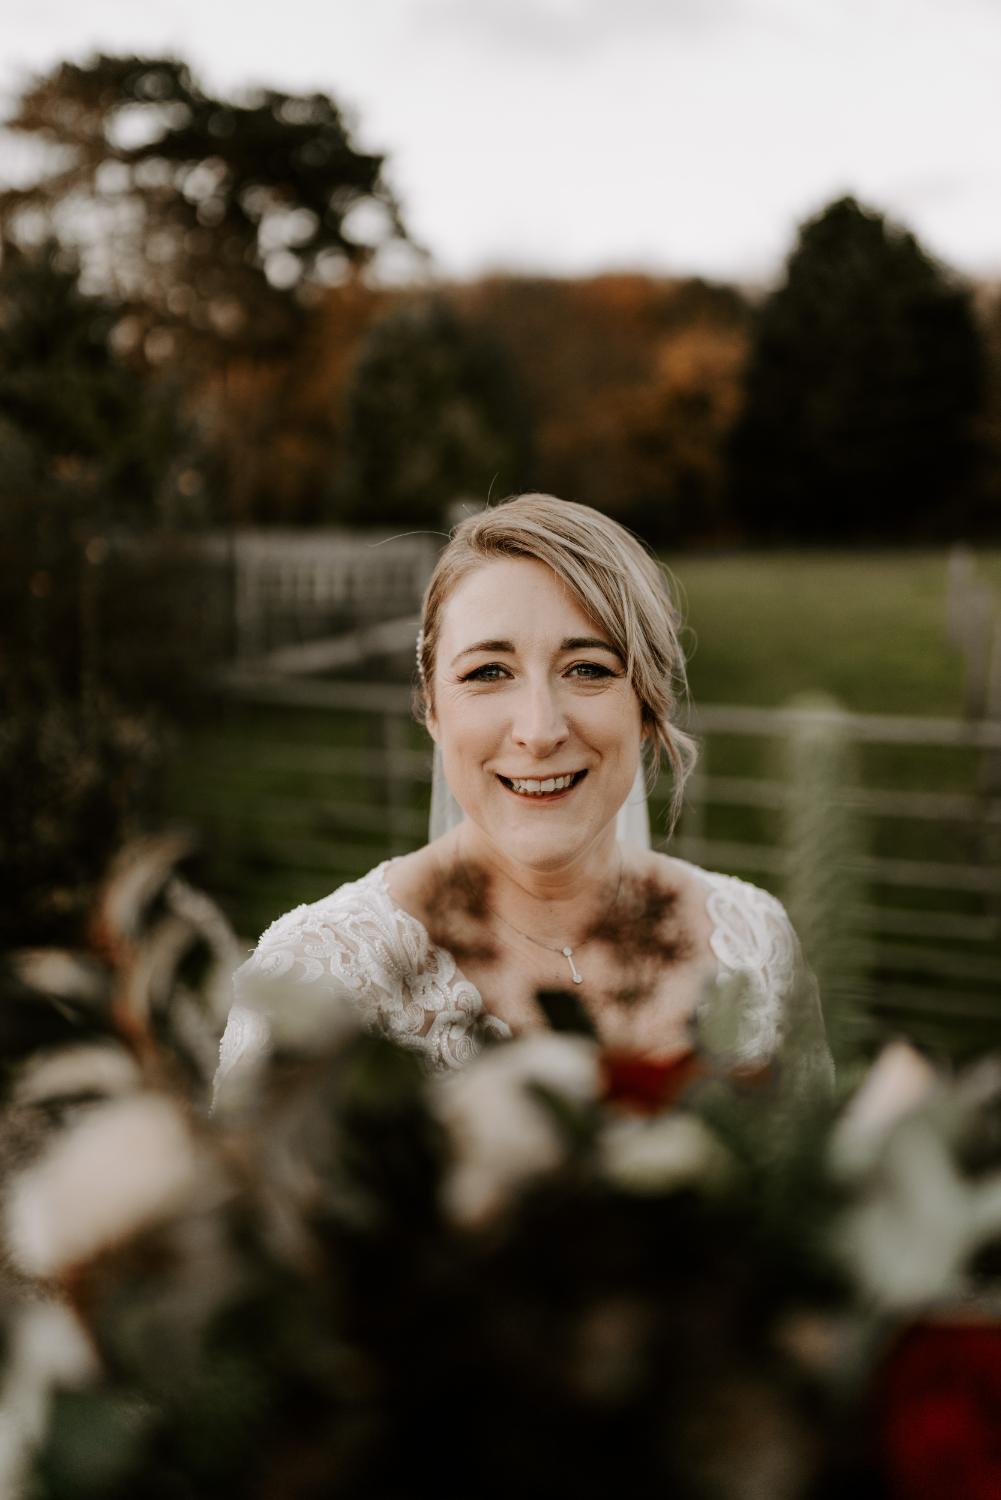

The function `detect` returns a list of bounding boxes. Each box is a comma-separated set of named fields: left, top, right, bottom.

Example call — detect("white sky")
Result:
left=5, top=0, right=1001, bottom=286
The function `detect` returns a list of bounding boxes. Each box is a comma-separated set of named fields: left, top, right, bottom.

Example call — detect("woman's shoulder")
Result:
left=646, top=851, right=801, bottom=982
left=250, top=863, right=395, bottom=952
left=655, top=853, right=833, bottom=1089
left=655, top=851, right=787, bottom=911
left=218, top=862, right=428, bottom=1108
left=638, top=848, right=791, bottom=920
left=237, top=861, right=430, bottom=996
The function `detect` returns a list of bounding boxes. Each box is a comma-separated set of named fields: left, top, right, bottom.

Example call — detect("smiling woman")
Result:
left=425, top=555, right=645, bottom=876
left=215, top=495, right=833, bottom=1103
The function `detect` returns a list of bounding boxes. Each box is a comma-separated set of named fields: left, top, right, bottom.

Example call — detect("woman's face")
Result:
left=427, top=556, right=644, bottom=873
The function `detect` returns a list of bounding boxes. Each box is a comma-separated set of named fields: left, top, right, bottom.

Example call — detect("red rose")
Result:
left=600, top=1049, right=702, bottom=1114
left=876, top=1317, right=1001, bottom=1500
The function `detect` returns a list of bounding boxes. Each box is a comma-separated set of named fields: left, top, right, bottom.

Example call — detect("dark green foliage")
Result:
left=730, top=196, right=985, bottom=542
left=0, top=243, right=187, bottom=946
left=0, top=55, right=410, bottom=359
left=0, top=698, right=160, bottom=948
left=0, top=240, right=190, bottom=710
left=0, top=240, right=182, bottom=532
left=338, top=297, right=533, bottom=525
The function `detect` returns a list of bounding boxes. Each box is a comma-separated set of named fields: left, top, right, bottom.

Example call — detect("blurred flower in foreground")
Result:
left=876, top=1318, right=1001, bottom=1500
left=431, top=1033, right=599, bottom=1227
left=599, top=1111, right=733, bottom=1197
left=4, top=1094, right=199, bottom=1280
left=833, top=1045, right=1001, bottom=1310
left=600, top=1048, right=702, bottom=1113
left=2, top=839, right=1001, bottom=1498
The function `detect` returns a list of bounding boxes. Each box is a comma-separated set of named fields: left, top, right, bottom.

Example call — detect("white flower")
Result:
left=830, top=1040, right=938, bottom=1176
left=432, top=1034, right=600, bottom=1228
left=837, top=1111, right=1001, bottom=1310
left=12, top=1044, right=142, bottom=1110
left=213, top=963, right=364, bottom=1114
left=5, top=1094, right=199, bottom=1278
left=599, top=1113, right=732, bottom=1196
left=0, top=1302, right=97, bottom=1497
left=833, top=1053, right=1001, bottom=1310
left=243, top=962, right=362, bottom=1054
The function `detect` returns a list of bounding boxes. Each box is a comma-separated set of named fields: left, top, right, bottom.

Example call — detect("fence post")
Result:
left=947, top=544, right=1000, bottom=721
left=780, top=695, right=870, bottom=1063
left=949, top=548, right=1001, bottom=929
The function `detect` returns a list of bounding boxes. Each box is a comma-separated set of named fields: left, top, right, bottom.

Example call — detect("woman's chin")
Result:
left=453, top=776, right=632, bottom=869
left=481, top=815, right=609, bottom=872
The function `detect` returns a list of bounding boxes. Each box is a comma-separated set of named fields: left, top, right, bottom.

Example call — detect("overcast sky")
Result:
left=4, top=0, right=1000, bottom=286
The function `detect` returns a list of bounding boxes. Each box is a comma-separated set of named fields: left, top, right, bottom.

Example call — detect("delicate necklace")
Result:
left=482, top=860, right=623, bottom=987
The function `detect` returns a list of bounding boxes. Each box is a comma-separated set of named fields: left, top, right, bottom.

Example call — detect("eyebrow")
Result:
left=450, top=636, right=623, bottom=665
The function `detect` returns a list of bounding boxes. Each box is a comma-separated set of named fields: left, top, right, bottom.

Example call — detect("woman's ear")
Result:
left=425, top=705, right=440, bottom=744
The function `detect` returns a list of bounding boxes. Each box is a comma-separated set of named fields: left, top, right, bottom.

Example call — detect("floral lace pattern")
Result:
left=216, top=859, right=833, bottom=1099
left=688, top=864, right=834, bottom=1098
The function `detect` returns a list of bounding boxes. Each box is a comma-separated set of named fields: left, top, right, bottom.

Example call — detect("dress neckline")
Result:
left=371, top=855, right=728, bottom=1016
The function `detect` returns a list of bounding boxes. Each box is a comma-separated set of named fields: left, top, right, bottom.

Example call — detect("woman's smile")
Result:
left=497, top=769, right=588, bottom=799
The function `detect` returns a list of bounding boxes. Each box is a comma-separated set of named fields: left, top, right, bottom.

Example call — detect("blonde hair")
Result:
left=416, top=493, right=697, bottom=833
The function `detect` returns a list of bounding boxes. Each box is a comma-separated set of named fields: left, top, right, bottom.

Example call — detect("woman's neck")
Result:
left=450, top=825, right=623, bottom=944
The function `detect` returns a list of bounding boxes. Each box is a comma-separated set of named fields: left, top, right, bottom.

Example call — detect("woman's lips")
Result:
left=496, top=770, right=587, bottom=801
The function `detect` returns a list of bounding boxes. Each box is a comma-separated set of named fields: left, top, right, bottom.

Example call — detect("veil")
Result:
left=429, top=747, right=651, bottom=848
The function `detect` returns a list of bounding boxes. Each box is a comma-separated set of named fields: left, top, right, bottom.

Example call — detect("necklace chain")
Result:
left=481, top=859, right=623, bottom=987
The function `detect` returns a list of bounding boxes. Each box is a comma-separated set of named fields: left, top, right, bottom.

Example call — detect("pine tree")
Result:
left=730, top=196, right=985, bottom=542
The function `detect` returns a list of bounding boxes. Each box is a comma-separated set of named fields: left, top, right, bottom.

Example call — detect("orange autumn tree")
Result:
left=456, top=273, right=751, bottom=544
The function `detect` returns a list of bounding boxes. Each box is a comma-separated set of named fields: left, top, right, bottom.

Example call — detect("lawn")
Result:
left=677, top=548, right=1001, bottom=716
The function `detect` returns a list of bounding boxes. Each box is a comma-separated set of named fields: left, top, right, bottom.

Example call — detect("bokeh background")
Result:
left=3, top=0, right=1001, bottom=1058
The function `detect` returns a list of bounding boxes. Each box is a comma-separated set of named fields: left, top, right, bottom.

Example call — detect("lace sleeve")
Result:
left=213, top=869, right=490, bottom=1107
left=702, top=873, right=835, bottom=1102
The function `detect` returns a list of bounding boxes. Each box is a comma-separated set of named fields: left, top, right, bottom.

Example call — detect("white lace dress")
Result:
left=216, top=859, right=834, bottom=1103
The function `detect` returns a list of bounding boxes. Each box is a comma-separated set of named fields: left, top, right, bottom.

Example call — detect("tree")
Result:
left=0, top=241, right=184, bottom=946
left=338, top=298, right=533, bottom=526
left=973, top=288, right=1001, bottom=533
left=0, top=55, right=412, bottom=362
left=0, top=237, right=185, bottom=720
left=613, top=321, right=749, bottom=545
left=0, top=238, right=183, bottom=533
left=457, top=274, right=750, bottom=543
left=729, top=196, right=985, bottom=542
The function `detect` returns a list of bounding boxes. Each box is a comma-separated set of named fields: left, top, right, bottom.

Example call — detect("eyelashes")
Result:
left=458, top=662, right=619, bottom=684
left=459, top=664, right=508, bottom=683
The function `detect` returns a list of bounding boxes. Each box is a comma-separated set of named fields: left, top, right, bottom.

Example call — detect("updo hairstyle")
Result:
left=415, top=494, right=697, bottom=832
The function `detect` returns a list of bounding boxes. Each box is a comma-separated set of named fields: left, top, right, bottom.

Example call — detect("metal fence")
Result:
left=678, top=702, right=1001, bottom=1052
left=178, top=678, right=1001, bottom=1056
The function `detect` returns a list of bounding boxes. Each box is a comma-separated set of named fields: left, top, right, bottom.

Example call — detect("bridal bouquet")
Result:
left=2, top=840, right=1001, bottom=1499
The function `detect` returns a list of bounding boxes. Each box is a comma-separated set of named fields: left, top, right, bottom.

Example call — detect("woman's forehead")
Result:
left=439, top=556, right=597, bottom=641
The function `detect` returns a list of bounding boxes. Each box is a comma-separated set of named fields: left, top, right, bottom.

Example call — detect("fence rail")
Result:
left=173, top=679, right=1001, bottom=1054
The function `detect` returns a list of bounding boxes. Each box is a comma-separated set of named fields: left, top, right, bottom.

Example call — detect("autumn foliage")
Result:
left=1, top=55, right=998, bottom=541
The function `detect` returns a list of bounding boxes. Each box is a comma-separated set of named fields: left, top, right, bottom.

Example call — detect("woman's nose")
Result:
left=510, top=681, right=569, bottom=758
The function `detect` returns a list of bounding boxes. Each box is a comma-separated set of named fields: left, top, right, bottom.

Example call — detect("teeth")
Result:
left=508, top=773, right=577, bottom=795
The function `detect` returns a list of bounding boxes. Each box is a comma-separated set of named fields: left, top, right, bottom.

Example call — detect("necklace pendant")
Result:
left=561, top=946, right=583, bottom=985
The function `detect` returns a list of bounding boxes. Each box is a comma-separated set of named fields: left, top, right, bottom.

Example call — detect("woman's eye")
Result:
left=567, top=661, right=615, bottom=679
left=461, top=663, right=509, bottom=682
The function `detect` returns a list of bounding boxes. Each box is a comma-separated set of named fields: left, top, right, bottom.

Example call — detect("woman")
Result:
left=217, top=495, right=832, bottom=1098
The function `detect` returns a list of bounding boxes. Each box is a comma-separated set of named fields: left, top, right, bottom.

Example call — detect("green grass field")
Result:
left=677, top=549, right=1001, bottom=715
